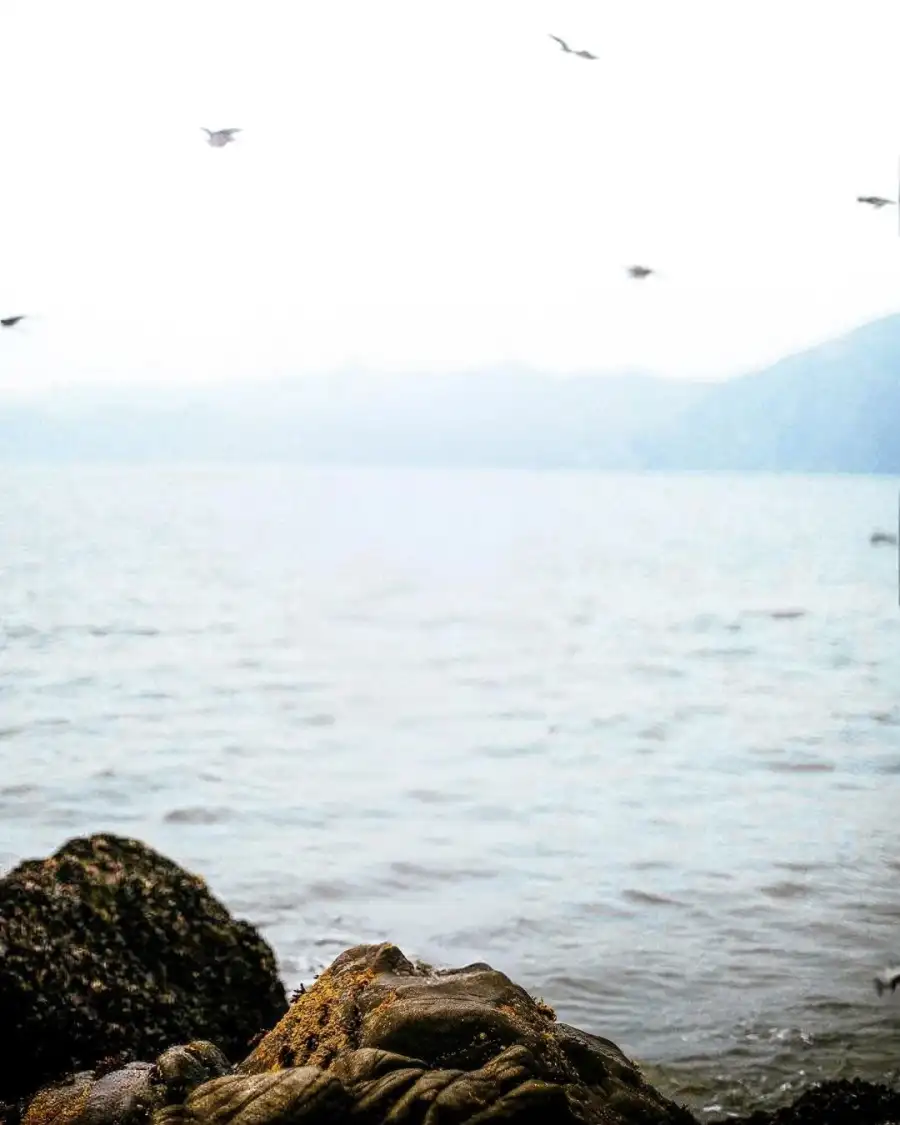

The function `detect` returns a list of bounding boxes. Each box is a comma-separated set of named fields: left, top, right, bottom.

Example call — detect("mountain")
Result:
left=0, top=367, right=705, bottom=468
left=3, top=313, right=900, bottom=470
left=642, top=314, right=900, bottom=473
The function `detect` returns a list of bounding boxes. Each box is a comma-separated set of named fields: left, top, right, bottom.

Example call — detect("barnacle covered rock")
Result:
left=0, top=834, right=286, bottom=1103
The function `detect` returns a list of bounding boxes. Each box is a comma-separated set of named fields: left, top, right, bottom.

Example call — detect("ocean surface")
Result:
left=2, top=465, right=900, bottom=1117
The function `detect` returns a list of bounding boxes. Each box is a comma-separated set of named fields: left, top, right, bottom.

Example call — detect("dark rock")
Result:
left=20, top=1042, right=229, bottom=1125
left=234, top=941, right=695, bottom=1124
left=720, top=1077, right=900, bottom=1125
left=153, top=1070, right=351, bottom=1125
left=0, top=834, right=287, bottom=1103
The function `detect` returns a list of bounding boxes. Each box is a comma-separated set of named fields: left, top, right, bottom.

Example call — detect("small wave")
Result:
left=478, top=741, right=545, bottom=760
left=765, top=760, right=835, bottom=773
left=494, top=708, right=547, bottom=721
left=744, top=608, right=808, bottom=621
left=638, top=724, right=668, bottom=741
left=296, top=713, right=336, bottom=727
left=0, top=783, right=39, bottom=797
left=463, top=803, right=519, bottom=823
left=632, top=663, right=686, bottom=679
left=259, top=680, right=326, bottom=694
left=590, top=713, right=628, bottom=728
left=406, top=787, right=460, bottom=805
left=163, top=806, right=236, bottom=824
left=87, top=625, right=160, bottom=637
left=384, top=860, right=496, bottom=890
left=302, top=879, right=358, bottom=903
left=622, top=888, right=685, bottom=907
left=690, top=646, right=756, bottom=659
left=760, top=880, right=810, bottom=900
left=774, top=860, right=827, bottom=874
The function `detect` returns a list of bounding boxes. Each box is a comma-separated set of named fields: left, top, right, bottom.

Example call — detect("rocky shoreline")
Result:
left=2, top=834, right=898, bottom=1125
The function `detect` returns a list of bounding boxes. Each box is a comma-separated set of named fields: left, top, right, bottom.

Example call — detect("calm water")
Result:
left=2, top=465, right=900, bottom=1117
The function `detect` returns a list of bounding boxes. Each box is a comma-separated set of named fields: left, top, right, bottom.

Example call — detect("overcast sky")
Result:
left=2, top=0, right=900, bottom=393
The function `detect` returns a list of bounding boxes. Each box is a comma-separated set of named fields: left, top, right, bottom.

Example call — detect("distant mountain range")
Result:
left=643, top=314, right=900, bottom=473
left=2, top=314, right=900, bottom=472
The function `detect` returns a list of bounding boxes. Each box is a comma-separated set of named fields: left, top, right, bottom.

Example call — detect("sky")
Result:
left=3, top=0, right=900, bottom=394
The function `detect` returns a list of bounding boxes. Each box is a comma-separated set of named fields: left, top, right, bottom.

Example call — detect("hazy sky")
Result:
left=3, top=0, right=900, bottom=393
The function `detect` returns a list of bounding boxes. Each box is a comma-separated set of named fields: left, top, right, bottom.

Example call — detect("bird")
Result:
left=874, top=966, right=900, bottom=995
left=0, top=315, right=26, bottom=327
left=627, top=265, right=655, bottom=280
left=549, top=34, right=597, bottom=59
left=857, top=195, right=894, bottom=209
left=202, top=128, right=241, bottom=148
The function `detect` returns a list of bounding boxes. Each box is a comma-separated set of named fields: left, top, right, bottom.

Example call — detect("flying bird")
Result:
left=874, top=966, right=900, bottom=995
left=857, top=195, right=894, bottom=209
left=202, top=128, right=241, bottom=148
left=0, top=315, right=25, bottom=327
left=627, top=265, right=655, bottom=280
left=549, top=34, right=597, bottom=59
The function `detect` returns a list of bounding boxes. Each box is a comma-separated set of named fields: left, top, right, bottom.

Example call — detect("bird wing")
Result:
left=201, top=127, right=213, bottom=136
left=549, top=34, right=570, bottom=50
left=874, top=966, right=900, bottom=992
left=222, top=128, right=241, bottom=136
left=577, top=50, right=597, bottom=58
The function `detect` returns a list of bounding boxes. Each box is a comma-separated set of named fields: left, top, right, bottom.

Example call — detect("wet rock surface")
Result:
left=18, top=1041, right=230, bottom=1125
left=236, top=941, right=694, bottom=1123
left=720, top=1078, right=900, bottom=1125
left=0, top=834, right=287, bottom=1103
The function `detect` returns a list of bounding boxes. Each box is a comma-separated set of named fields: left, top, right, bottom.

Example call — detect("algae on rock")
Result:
left=0, top=834, right=287, bottom=1103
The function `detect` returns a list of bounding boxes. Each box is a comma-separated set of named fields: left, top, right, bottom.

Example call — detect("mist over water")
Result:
left=2, top=465, right=900, bottom=1117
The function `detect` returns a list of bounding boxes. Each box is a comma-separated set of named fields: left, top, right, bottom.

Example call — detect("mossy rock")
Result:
left=236, top=942, right=696, bottom=1124
left=0, top=834, right=287, bottom=1103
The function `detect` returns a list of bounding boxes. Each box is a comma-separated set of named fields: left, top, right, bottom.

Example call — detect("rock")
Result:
left=232, top=941, right=695, bottom=1124
left=153, top=1070, right=351, bottom=1125
left=720, top=1078, right=900, bottom=1125
left=0, top=834, right=287, bottom=1103
left=19, top=1042, right=230, bottom=1125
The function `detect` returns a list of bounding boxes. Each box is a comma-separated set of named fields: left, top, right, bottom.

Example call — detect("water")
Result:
left=2, top=465, right=900, bottom=1117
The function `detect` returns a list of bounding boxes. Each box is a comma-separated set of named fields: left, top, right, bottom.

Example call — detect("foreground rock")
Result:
left=0, top=834, right=287, bottom=1104
left=19, top=1041, right=231, bottom=1125
left=234, top=941, right=694, bottom=1123
left=721, top=1078, right=900, bottom=1125
left=9, top=837, right=900, bottom=1125
left=16, top=942, right=696, bottom=1125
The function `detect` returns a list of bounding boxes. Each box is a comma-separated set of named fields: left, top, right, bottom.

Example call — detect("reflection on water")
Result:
left=1, top=466, right=899, bottom=1117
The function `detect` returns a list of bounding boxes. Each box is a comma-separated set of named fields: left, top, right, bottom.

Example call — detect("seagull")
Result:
left=0, top=315, right=25, bottom=328
left=627, top=265, right=655, bottom=280
left=549, top=34, right=597, bottom=59
left=202, top=128, right=241, bottom=148
left=874, top=966, right=900, bottom=995
left=857, top=196, right=894, bottom=209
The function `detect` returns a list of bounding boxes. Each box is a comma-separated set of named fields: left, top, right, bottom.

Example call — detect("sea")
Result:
left=2, top=465, right=900, bottom=1118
